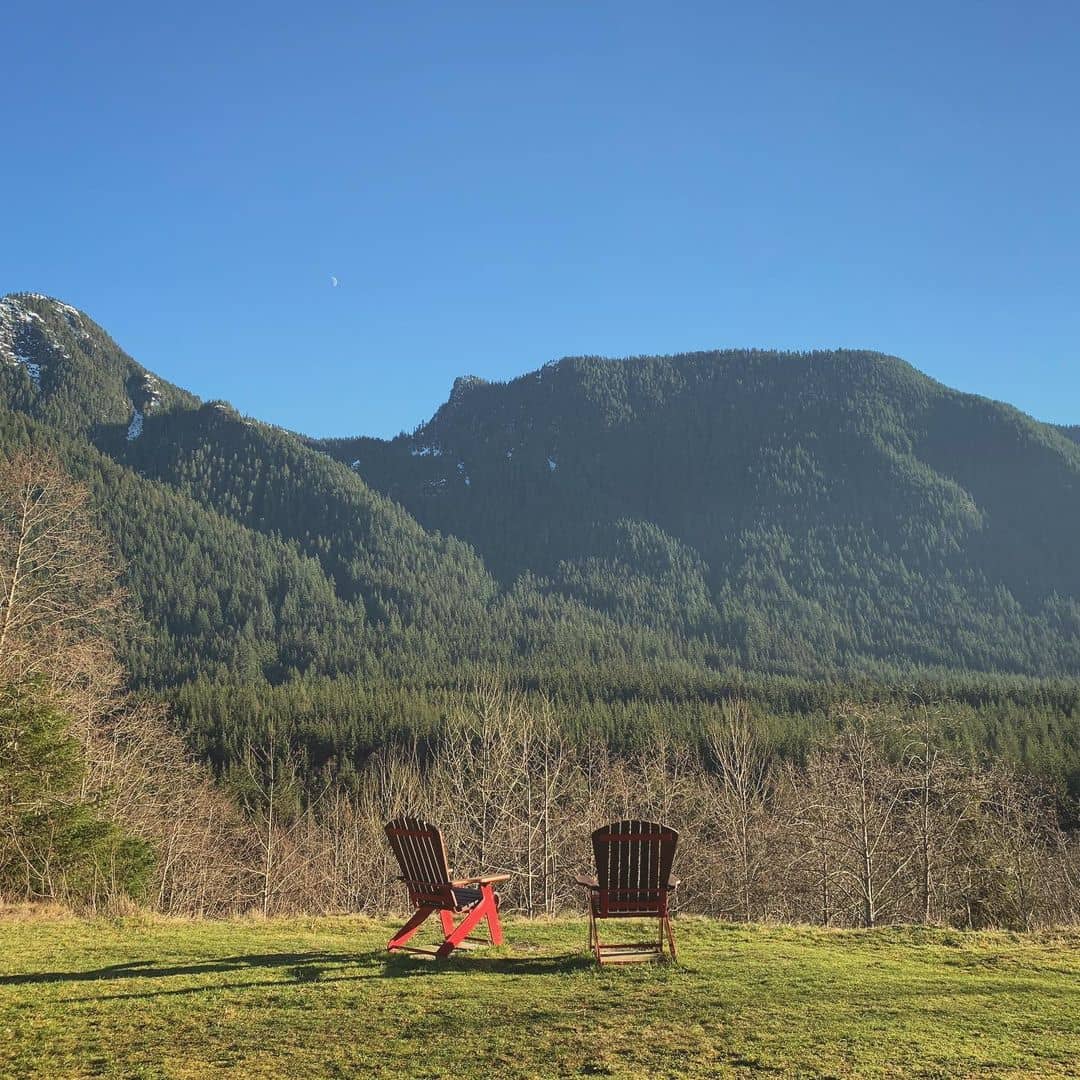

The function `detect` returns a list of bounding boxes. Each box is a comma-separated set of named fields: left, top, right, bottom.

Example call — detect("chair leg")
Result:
left=436, top=896, right=496, bottom=959
left=483, top=885, right=504, bottom=946
left=439, top=909, right=456, bottom=938
left=663, top=913, right=677, bottom=961
left=387, top=905, right=436, bottom=951
left=591, top=908, right=603, bottom=965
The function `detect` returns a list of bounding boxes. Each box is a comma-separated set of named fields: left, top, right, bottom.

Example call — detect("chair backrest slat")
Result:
left=385, top=817, right=452, bottom=899
left=592, top=819, right=678, bottom=915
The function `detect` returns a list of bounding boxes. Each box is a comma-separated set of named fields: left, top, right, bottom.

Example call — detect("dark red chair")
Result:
left=574, top=820, right=679, bottom=964
left=384, top=817, right=509, bottom=959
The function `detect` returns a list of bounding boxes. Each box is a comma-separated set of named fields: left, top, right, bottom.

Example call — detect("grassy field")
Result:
left=1, top=912, right=1079, bottom=1078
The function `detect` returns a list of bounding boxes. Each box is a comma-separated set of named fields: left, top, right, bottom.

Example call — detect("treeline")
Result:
left=204, top=684, right=1080, bottom=930
left=169, top=667, right=1080, bottom=802
left=13, top=663, right=1078, bottom=928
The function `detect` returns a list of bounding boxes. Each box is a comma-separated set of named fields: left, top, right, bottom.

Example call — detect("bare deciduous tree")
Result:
left=0, top=450, right=126, bottom=696
left=0, top=449, right=261, bottom=915
left=706, top=699, right=772, bottom=921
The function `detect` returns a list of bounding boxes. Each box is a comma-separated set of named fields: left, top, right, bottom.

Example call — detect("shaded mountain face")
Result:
left=320, top=351, right=1080, bottom=675
left=4, top=292, right=1080, bottom=681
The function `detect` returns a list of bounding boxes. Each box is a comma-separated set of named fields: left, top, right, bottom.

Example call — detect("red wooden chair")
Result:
left=384, top=817, right=509, bottom=959
left=574, top=820, right=679, bottom=964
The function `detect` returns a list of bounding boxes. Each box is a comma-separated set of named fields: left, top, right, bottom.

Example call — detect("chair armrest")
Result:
left=453, top=874, right=511, bottom=886
left=574, top=874, right=599, bottom=889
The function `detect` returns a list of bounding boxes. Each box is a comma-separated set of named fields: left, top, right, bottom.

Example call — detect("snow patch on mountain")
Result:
left=20, top=294, right=82, bottom=325
left=16, top=356, right=41, bottom=386
left=138, top=373, right=162, bottom=412
left=0, top=295, right=51, bottom=383
left=0, top=298, right=43, bottom=328
left=56, top=302, right=82, bottom=328
left=124, top=373, right=162, bottom=440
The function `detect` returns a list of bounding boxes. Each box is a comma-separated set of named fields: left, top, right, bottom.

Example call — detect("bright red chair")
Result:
left=384, top=817, right=509, bottom=959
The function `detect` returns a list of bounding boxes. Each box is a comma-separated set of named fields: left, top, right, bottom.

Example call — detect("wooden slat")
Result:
left=626, top=819, right=641, bottom=913
left=385, top=817, right=452, bottom=888
left=591, top=819, right=678, bottom=916
left=596, top=938, right=672, bottom=965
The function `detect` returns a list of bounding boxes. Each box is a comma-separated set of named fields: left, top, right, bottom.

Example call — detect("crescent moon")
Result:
left=330, top=275, right=339, bottom=288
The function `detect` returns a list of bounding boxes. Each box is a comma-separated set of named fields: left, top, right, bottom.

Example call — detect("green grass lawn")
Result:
left=1, top=912, right=1079, bottom=1078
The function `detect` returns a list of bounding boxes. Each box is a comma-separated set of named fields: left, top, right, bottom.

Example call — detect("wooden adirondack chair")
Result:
left=574, top=820, right=679, bottom=964
left=384, top=817, right=509, bottom=959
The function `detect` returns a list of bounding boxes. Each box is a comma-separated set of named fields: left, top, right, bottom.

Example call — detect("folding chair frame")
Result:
left=584, top=887, right=677, bottom=965
left=575, top=821, right=680, bottom=965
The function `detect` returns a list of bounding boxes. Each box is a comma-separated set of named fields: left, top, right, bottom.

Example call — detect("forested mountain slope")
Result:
left=4, top=291, right=1080, bottom=686
left=322, top=351, right=1080, bottom=675
left=0, top=293, right=679, bottom=690
left=0, top=292, right=197, bottom=436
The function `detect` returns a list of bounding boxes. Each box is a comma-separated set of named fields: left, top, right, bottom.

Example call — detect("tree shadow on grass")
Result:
left=4, top=947, right=593, bottom=996
left=0, top=951, right=372, bottom=988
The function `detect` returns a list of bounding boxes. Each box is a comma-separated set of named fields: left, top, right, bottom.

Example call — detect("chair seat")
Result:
left=590, top=896, right=664, bottom=916
left=451, top=886, right=483, bottom=909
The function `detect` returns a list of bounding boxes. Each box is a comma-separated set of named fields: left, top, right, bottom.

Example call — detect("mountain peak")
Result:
left=1, top=292, right=197, bottom=438
left=449, top=374, right=488, bottom=405
left=0, top=292, right=85, bottom=389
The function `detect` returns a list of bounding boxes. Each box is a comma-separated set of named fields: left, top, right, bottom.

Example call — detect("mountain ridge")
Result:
left=4, top=291, right=1080, bottom=682
left=317, top=347, right=1080, bottom=675
left=0, top=293, right=687, bottom=690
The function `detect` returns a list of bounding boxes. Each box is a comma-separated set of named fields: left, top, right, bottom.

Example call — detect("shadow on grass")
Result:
left=382, top=951, right=593, bottom=977
left=3, top=947, right=592, bottom=992
left=0, top=951, right=371, bottom=988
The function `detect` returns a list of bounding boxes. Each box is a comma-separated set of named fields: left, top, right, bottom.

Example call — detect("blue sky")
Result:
left=3, top=1, right=1078, bottom=437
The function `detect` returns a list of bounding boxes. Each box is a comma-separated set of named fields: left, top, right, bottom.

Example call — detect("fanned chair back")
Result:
left=592, top=820, right=679, bottom=916
left=385, top=817, right=454, bottom=908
